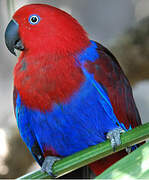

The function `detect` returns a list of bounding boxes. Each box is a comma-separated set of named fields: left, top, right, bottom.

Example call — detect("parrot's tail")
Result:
left=88, top=150, right=127, bottom=176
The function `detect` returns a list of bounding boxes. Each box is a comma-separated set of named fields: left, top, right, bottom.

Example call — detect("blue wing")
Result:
left=75, top=40, right=127, bottom=130
left=76, top=40, right=141, bottom=129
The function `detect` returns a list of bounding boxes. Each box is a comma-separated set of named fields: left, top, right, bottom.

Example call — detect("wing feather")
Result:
left=84, top=41, right=141, bottom=128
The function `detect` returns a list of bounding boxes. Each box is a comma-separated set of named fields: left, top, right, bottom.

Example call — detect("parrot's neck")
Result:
left=14, top=51, right=85, bottom=111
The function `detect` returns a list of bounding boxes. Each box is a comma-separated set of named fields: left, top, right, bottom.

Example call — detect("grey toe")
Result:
left=107, top=127, right=124, bottom=150
left=126, top=147, right=132, bottom=153
left=41, top=156, right=61, bottom=176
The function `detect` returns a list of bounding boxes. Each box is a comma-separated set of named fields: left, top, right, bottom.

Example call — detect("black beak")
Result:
left=5, top=19, right=24, bottom=56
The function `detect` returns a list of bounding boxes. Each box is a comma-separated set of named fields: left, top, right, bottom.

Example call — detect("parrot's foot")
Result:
left=106, top=127, right=124, bottom=151
left=126, top=147, right=132, bottom=153
left=41, top=156, right=61, bottom=177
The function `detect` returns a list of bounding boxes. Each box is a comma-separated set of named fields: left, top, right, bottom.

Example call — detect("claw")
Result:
left=41, top=156, right=61, bottom=177
left=106, top=127, right=124, bottom=151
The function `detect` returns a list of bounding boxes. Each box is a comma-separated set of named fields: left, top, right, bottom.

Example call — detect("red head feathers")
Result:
left=13, top=4, right=90, bottom=56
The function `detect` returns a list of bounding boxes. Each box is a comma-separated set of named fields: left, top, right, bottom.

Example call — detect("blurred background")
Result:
left=0, top=0, right=149, bottom=178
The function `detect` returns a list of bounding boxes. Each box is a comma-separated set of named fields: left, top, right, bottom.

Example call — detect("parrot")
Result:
left=5, top=4, right=142, bottom=178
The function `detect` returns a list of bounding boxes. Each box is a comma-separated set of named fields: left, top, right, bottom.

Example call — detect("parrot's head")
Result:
left=5, top=4, right=90, bottom=56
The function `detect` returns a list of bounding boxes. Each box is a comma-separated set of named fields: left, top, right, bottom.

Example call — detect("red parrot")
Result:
left=5, top=4, right=141, bottom=178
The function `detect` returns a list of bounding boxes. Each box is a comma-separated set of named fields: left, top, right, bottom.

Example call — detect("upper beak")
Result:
left=5, top=19, right=24, bottom=56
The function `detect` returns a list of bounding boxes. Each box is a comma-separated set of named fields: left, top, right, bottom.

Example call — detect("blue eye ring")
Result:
left=29, top=14, right=40, bottom=25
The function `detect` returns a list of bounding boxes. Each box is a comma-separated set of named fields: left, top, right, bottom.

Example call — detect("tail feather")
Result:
left=59, top=166, right=95, bottom=179
left=89, top=150, right=127, bottom=176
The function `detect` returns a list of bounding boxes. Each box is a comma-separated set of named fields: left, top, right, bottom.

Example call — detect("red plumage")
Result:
left=13, top=4, right=90, bottom=56
left=13, top=4, right=90, bottom=111
left=14, top=53, right=85, bottom=111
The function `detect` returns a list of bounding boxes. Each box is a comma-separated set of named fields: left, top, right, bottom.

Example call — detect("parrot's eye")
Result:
left=29, top=15, right=40, bottom=25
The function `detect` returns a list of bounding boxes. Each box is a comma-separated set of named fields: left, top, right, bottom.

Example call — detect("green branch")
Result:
left=17, top=123, right=149, bottom=179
